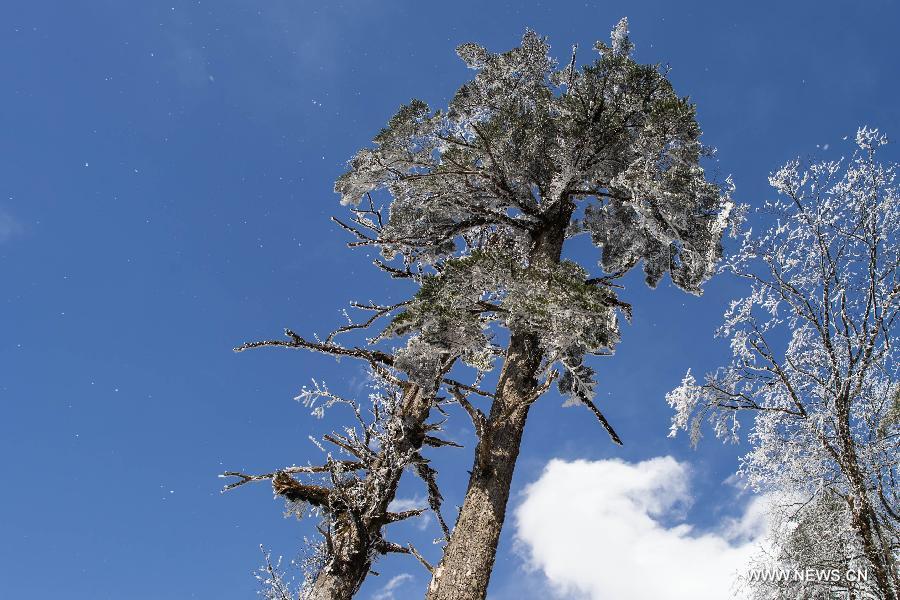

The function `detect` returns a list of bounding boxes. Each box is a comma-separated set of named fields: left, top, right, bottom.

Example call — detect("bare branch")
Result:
left=580, top=395, right=624, bottom=446
left=449, top=386, right=487, bottom=438
left=414, top=456, right=451, bottom=541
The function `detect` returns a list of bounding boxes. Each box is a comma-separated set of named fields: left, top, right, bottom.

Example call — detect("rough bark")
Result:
left=425, top=332, right=540, bottom=600
left=425, top=207, right=570, bottom=600
left=847, top=493, right=900, bottom=600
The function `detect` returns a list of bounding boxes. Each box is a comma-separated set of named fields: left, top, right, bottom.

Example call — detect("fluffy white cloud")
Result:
left=514, top=457, right=770, bottom=600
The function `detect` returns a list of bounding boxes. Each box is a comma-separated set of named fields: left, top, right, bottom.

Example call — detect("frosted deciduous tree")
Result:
left=668, top=128, right=900, bottom=599
left=336, top=19, right=734, bottom=600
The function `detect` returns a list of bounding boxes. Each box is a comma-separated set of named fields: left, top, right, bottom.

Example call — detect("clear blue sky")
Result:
left=2, top=1, right=898, bottom=598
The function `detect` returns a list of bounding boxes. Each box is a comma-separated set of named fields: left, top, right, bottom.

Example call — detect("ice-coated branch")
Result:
left=325, top=300, right=410, bottom=345
left=234, top=328, right=395, bottom=371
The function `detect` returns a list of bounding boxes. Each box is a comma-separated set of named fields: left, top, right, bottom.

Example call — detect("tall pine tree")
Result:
left=336, top=19, right=734, bottom=599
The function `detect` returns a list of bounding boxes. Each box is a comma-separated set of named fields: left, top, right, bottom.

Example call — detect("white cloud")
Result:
left=0, top=209, right=24, bottom=243
left=370, top=573, right=413, bottom=600
left=514, top=457, right=771, bottom=600
left=387, top=497, right=425, bottom=512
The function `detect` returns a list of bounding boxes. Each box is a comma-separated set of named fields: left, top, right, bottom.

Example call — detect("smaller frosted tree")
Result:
left=668, top=128, right=900, bottom=599
left=738, top=491, right=882, bottom=599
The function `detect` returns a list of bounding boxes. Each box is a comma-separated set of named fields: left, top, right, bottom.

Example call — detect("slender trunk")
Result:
left=844, top=468, right=900, bottom=600
left=847, top=493, right=900, bottom=600
left=308, top=383, right=432, bottom=600
left=426, top=207, right=571, bottom=600
left=836, top=393, right=900, bottom=600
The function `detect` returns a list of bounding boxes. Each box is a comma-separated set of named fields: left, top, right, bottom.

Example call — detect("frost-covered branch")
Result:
left=225, top=371, right=459, bottom=600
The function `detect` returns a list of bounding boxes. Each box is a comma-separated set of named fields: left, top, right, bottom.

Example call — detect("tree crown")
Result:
left=337, top=19, right=734, bottom=403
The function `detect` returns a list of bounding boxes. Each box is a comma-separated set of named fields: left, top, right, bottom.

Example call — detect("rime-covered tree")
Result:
left=668, top=128, right=900, bottom=599
left=738, top=491, right=884, bottom=599
left=223, top=313, right=479, bottom=600
left=336, top=20, right=734, bottom=599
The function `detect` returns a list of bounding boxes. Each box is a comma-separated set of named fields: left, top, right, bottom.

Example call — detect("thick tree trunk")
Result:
left=306, top=383, right=433, bottom=600
left=425, top=331, right=541, bottom=600
left=426, top=207, right=571, bottom=600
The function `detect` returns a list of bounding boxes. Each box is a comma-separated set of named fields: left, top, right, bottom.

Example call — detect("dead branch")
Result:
left=449, top=386, right=486, bottom=438
left=414, top=455, right=451, bottom=540
left=271, top=471, right=331, bottom=506
left=220, top=461, right=364, bottom=492
left=581, top=395, right=624, bottom=446
left=423, top=435, right=463, bottom=448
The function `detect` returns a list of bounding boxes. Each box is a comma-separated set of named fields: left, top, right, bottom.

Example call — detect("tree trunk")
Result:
left=308, top=549, right=372, bottom=600
left=843, top=469, right=900, bottom=600
left=836, top=392, right=900, bottom=600
left=426, top=207, right=571, bottom=600
left=847, top=493, right=900, bottom=600
left=307, top=383, right=433, bottom=600
left=425, top=331, right=541, bottom=600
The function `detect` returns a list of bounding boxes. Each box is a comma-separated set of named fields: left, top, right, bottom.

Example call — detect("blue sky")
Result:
left=2, top=1, right=899, bottom=598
